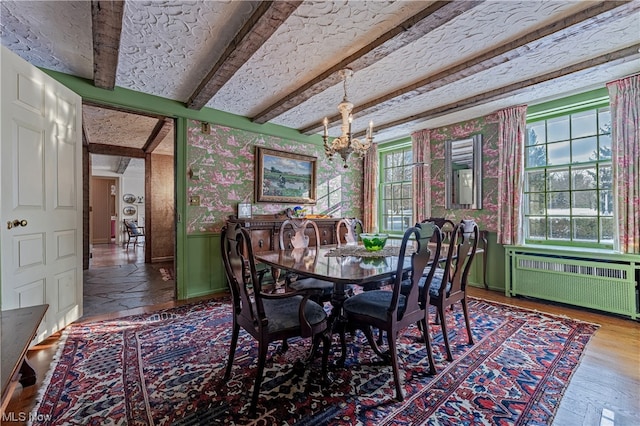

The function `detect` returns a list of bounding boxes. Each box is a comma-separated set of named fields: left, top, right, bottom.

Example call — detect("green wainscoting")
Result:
left=179, top=234, right=227, bottom=299
left=468, top=232, right=506, bottom=292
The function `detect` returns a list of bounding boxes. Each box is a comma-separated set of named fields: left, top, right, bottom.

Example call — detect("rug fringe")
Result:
left=469, top=296, right=602, bottom=327
left=27, top=329, right=71, bottom=426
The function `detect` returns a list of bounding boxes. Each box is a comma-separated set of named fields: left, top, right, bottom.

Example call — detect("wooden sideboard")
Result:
left=227, top=215, right=344, bottom=254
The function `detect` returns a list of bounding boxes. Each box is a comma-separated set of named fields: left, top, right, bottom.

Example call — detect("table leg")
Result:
left=329, top=282, right=349, bottom=367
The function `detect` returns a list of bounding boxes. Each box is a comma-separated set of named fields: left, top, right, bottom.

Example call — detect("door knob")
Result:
left=7, top=219, right=27, bottom=229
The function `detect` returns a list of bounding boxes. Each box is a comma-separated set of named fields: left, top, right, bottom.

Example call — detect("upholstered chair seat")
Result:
left=263, top=296, right=327, bottom=334
left=343, top=290, right=406, bottom=321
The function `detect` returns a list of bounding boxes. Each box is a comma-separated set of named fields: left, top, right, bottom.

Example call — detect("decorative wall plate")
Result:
left=123, top=193, right=136, bottom=203
left=123, top=206, right=137, bottom=216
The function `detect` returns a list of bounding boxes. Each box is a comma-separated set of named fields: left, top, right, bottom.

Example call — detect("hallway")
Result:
left=84, top=244, right=175, bottom=319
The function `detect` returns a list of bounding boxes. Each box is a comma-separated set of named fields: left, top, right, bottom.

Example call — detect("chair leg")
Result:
left=320, top=333, right=331, bottom=385
left=250, top=339, right=268, bottom=416
left=461, top=298, right=474, bottom=344
left=280, top=339, right=289, bottom=353
left=224, top=322, right=240, bottom=380
left=439, top=305, right=453, bottom=362
left=420, top=319, right=437, bottom=375
left=387, top=332, right=403, bottom=401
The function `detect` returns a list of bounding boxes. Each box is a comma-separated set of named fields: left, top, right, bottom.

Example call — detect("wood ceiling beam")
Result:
left=115, top=157, right=131, bottom=174
left=143, top=119, right=172, bottom=154
left=88, top=143, right=146, bottom=159
left=252, top=0, right=483, bottom=124
left=356, top=44, right=640, bottom=138
left=91, top=0, right=125, bottom=90
left=186, top=1, right=302, bottom=110
left=301, top=0, right=633, bottom=135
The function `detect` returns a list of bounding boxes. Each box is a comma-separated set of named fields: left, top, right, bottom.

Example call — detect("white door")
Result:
left=1, top=46, right=83, bottom=342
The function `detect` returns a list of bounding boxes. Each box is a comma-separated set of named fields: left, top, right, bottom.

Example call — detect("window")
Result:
left=379, top=143, right=412, bottom=234
left=524, top=105, right=613, bottom=248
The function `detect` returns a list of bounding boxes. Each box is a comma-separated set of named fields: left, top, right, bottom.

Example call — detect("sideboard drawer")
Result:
left=250, top=229, right=272, bottom=253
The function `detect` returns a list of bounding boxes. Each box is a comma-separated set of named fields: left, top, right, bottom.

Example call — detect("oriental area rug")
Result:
left=30, top=298, right=598, bottom=425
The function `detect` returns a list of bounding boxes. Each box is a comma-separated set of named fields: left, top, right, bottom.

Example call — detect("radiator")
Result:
left=505, top=247, right=639, bottom=319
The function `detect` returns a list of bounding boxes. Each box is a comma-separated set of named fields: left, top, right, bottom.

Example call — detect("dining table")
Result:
left=255, top=243, right=414, bottom=365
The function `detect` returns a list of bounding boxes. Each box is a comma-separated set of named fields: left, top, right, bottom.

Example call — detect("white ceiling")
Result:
left=1, top=1, right=638, bottom=145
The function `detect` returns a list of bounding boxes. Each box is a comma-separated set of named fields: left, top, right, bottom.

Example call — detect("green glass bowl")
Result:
left=360, top=233, right=389, bottom=251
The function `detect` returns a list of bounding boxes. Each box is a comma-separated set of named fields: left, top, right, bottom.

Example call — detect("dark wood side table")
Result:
left=1, top=304, right=48, bottom=415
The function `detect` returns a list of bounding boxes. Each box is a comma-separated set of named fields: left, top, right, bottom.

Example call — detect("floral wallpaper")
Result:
left=186, top=120, right=363, bottom=233
left=428, top=114, right=500, bottom=232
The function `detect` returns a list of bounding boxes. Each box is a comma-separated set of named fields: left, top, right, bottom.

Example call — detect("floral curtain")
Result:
left=607, top=74, right=640, bottom=254
left=411, top=129, right=431, bottom=223
left=363, top=144, right=378, bottom=233
left=496, top=105, right=527, bottom=245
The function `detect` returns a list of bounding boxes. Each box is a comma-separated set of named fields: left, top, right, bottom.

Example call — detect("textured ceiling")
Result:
left=1, top=0, right=638, bottom=146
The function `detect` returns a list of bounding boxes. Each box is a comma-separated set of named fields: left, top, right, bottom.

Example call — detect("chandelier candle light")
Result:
left=323, top=68, right=373, bottom=168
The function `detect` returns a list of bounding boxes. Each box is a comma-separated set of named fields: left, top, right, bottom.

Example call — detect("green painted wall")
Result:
left=43, top=70, right=328, bottom=300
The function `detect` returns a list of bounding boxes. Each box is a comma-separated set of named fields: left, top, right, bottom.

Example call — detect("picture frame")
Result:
left=237, top=203, right=252, bottom=219
left=255, top=147, right=317, bottom=204
left=123, top=193, right=136, bottom=203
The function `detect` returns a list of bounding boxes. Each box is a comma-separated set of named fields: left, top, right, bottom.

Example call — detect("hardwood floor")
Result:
left=3, top=281, right=639, bottom=424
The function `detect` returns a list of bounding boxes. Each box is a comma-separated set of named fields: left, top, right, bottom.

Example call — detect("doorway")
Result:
left=83, top=104, right=177, bottom=318
left=90, top=176, right=118, bottom=245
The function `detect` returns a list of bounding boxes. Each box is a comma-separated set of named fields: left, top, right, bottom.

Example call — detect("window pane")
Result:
left=527, top=217, right=546, bottom=239
left=401, top=183, right=411, bottom=198
left=573, top=217, right=598, bottom=241
left=547, top=141, right=570, bottom=165
left=527, top=123, right=546, bottom=146
left=599, top=189, right=613, bottom=215
left=598, top=134, right=612, bottom=160
left=389, top=152, right=402, bottom=168
left=571, top=136, right=597, bottom=163
left=384, top=168, right=394, bottom=182
left=526, top=145, right=546, bottom=167
left=403, top=165, right=412, bottom=181
left=571, top=190, right=597, bottom=215
left=600, top=217, right=614, bottom=242
left=548, top=191, right=570, bottom=212
left=599, top=165, right=612, bottom=189
left=526, top=193, right=545, bottom=215
left=571, top=110, right=597, bottom=138
left=548, top=217, right=570, bottom=239
left=572, top=167, right=596, bottom=190
left=548, top=170, right=569, bottom=191
left=404, top=150, right=412, bottom=166
left=547, top=116, right=570, bottom=142
left=526, top=170, right=546, bottom=192
left=598, top=108, right=611, bottom=134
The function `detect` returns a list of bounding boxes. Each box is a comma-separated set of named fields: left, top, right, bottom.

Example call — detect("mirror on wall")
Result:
left=445, top=134, right=482, bottom=209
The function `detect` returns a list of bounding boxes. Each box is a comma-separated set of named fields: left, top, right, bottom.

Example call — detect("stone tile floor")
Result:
left=83, top=244, right=175, bottom=319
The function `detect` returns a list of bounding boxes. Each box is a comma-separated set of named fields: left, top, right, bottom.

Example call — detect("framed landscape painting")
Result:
left=255, top=147, right=317, bottom=204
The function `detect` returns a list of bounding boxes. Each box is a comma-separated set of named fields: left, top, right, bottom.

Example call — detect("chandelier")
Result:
left=323, top=68, right=373, bottom=167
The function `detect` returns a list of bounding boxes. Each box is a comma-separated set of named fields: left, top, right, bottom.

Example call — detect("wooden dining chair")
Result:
left=279, top=218, right=336, bottom=302
left=221, top=224, right=330, bottom=416
left=342, top=222, right=441, bottom=401
left=425, top=219, right=478, bottom=361
left=336, top=217, right=364, bottom=246
left=422, top=217, right=455, bottom=243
